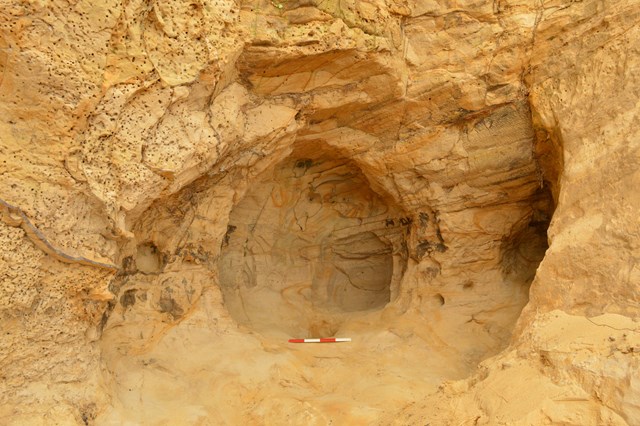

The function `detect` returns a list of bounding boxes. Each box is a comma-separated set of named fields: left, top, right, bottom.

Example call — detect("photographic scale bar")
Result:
left=288, top=338, right=352, bottom=343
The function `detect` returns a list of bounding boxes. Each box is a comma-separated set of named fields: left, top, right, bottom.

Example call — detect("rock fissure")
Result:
left=0, top=198, right=119, bottom=272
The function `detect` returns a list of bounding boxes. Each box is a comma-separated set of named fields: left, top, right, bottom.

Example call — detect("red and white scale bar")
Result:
left=288, top=337, right=351, bottom=343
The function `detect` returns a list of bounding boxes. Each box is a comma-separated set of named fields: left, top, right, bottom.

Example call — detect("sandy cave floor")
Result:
left=98, top=294, right=640, bottom=425
left=98, top=280, right=530, bottom=425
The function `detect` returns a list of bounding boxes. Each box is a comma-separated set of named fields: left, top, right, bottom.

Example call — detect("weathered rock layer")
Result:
left=0, top=0, right=639, bottom=424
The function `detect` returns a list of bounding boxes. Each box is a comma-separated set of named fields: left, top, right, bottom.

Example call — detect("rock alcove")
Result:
left=218, top=142, right=409, bottom=337
left=209, top=104, right=556, bottom=346
left=93, top=96, right=558, bottom=425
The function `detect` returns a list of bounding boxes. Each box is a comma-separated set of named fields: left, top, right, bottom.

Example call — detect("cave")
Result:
left=93, top=101, right=558, bottom=424
left=10, top=0, right=639, bottom=422
left=218, top=142, right=409, bottom=337
left=211, top=106, right=557, bottom=347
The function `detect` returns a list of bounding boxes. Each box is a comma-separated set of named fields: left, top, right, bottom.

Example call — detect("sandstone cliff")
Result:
left=0, top=0, right=638, bottom=424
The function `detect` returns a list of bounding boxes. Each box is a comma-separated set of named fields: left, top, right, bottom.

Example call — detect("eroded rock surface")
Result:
left=0, top=0, right=639, bottom=424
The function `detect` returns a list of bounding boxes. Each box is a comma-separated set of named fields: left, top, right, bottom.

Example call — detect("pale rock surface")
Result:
left=0, top=0, right=639, bottom=424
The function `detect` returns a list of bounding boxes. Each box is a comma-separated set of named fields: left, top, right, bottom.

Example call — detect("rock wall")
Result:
left=0, top=0, right=638, bottom=424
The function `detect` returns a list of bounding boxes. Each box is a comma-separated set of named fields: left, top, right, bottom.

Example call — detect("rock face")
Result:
left=0, top=0, right=638, bottom=424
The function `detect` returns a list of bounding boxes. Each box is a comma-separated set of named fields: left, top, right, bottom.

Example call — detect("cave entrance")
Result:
left=218, top=143, right=408, bottom=337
